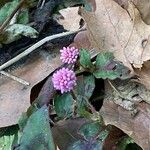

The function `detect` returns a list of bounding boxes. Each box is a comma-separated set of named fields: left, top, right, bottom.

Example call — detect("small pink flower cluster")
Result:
left=52, top=68, right=76, bottom=94
left=52, top=47, right=79, bottom=93
left=60, top=47, right=79, bottom=64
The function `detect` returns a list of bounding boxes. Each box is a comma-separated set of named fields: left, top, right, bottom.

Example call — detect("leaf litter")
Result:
left=0, top=0, right=150, bottom=149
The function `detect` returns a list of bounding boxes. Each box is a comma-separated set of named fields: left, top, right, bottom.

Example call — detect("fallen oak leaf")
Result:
left=70, top=30, right=92, bottom=49
left=56, top=7, right=82, bottom=31
left=100, top=100, right=150, bottom=150
left=81, top=0, right=150, bottom=69
left=0, top=51, right=61, bottom=127
left=114, top=0, right=150, bottom=25
left=134, top=61, right=150, bottom=91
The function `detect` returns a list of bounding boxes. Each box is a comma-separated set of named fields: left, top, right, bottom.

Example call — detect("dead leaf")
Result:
left=100, top=100, right=150, bottom=150
left=113, top=0, right=128, bottom=8
left=103, top=125, right=125, bottom=150
left=70, top=30, right=92, bottom=49
left=56, top=7, right=82, bottom=31
left=133, top=0, right=150, bottom=25
left=0, top=51, right=61, bottom=127
left=81, top=0, right=150, bottom=68
left=134, top=61, right=150, bottom=90
left=114, top=0, right=150, bottom=25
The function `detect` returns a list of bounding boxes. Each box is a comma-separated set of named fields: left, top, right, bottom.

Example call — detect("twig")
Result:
left=40, top=0, right=46, bottom=9
left=0, top=71, right=30, bottom=86
left=0, top=28, right=85, bottom=71
left=0, top=0, right=25, bottom=33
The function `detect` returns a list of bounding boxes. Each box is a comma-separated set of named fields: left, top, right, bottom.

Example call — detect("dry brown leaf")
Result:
left=133, top=0, right=150, bottom=25
left=134, top=61, right=150, bottom=90
left=100, top=100, right=150, bottom=150
left=70, top=30, right=92, bottom=49
left=0, top=51, right=61, bottom=127
left=81, top=0, right=150, bottom=68
left=56, top=7, right=82, bottom=31
left=103, top=125, right=125, bottom=150
left=114, top=0, right=150, bottom=25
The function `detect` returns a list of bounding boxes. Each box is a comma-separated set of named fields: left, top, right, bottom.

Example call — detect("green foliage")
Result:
left=79, top=122, right=101, bottom=139
left=0, top=0, right=19, bottom=25
left=18, top=103, right=39, bottom=131
left=117, top=136, right=142, bottom=150
left=52, top=0, right=93, bottom=14
left=75, top=75, right=95, bottom=99
left=25, top=0, right=39, bottom=8
left=68, top=121, right=109, bottom=150
left=74, top=75, right=95, bottom=116
left=0, top=125, right=20, bottom=150
left=93, top=52, right=130, bottom=79
left=79, top=49, right=94, bottom=70
left=19, top=105, right=55, bottom=150
left=117, top=136, right=134, bottom=150
left=68, top=140, right=102, bottom=150
left=0, top=24, right=38, bottom=44
left=17, top=8, right=29, bottom=24
left=54, top=93, right=74, bottom=119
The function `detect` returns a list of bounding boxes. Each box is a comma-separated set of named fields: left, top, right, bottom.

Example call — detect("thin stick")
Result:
left=0, top=28, right=85, bottom=71
left=0, top=0, right=25, bottom=33
left=108, top=80, right=122, bottom=97
left=0, top=71, right=30, bottom=86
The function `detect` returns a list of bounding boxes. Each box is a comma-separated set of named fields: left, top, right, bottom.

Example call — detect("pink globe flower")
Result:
left=60, top=47, right=79, bottom=64
left=52, top=68, right=77, bottom=93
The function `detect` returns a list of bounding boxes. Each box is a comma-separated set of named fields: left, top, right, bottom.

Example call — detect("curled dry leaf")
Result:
left=81, top=0, right=150, bottom=68
left=0, top=51, right=61, bottom=127
left=100, top=98, right=150, bottom=150
left=56, top=7, right=82, bottom=31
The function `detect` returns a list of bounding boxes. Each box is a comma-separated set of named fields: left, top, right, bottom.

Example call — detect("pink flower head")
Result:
left=52, top=68, right=77, bottom=93
left=60, top=47, right=79, bottom=64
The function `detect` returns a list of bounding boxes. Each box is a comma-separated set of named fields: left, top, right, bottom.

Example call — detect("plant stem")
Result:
left=0, top=28, right=85, bottom=71
left=0, top=70, right=30, bottom=86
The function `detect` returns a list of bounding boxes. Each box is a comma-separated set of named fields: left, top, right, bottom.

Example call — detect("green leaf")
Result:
left=0, top=24, right=38, bottom=44
left=17, top=8, right=29, bottom=24
left=79, top=122, right=101, bottom=139
left=0, top=0, right=19, bottom=25
left=54, top=93, right=74, bottom=119
left=117, top=136, right=134, bottom=150
left=93, top=52, right=130, bottom=79
left=84, top=75, right=95, bottom=99
left=19, top=105, right=55, bottom=150
left=79, top=49, right=94, bottom=70
left=99, top=129, right=109, bottom=142
left=75, top=75, right=95, bottom=99
left=74, top=75, right=95, bottom=116
left=76, top=95, right=91, bottom=117
left=68, top=140, right=102, bottom=150
left=18, top=103, right=39, bottom=131
left=62, top=0, right=93, bottom=12
left=0, top=125, right=20, bottom=150
left=68, top=121, right=109, bottom=150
